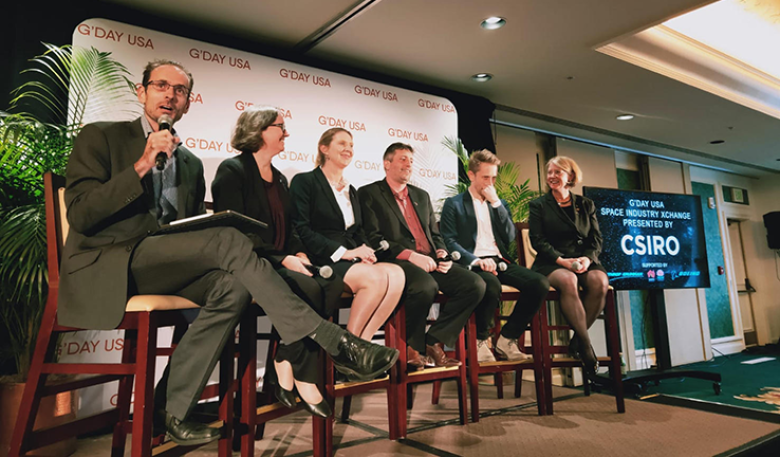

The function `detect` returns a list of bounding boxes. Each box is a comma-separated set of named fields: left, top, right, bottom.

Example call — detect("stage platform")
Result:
left=70, top=380, right=780, bottom=456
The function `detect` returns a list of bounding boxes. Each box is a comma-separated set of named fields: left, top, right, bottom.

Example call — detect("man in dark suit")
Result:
left=60, top=60, right=398, bottom=444
left=440, top=149, right=549, bottom=362
left=358, top=143, right=485, bottom=370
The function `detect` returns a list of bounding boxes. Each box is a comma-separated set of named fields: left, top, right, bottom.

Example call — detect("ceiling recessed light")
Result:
left=472, top=73, right=493, bottom=82
left=616, top=114, right=634, bottom=121
left=709, top=140, right=725, bottom=144
left=481, top=17, right=506, bottom=30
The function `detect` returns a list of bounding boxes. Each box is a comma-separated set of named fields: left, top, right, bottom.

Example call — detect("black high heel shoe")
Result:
left=567, top=335, right=580, bottom=359
left=274, top=383, right=298, bottom=409
left=581, top=343, right=599, bottom=378
left=300, top=397, right=333, bottom=418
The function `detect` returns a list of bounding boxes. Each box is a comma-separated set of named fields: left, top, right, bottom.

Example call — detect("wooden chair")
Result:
left=516, top=222, right=625, bottom=414
left=459, top=283, right=547, bottom=422
left=334, top=294, right=468, bottom=448
left=9, top=173, right=249, bottom=457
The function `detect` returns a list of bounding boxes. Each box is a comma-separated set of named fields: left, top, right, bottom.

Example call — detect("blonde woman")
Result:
left=528, top=156, right=609, bottom=376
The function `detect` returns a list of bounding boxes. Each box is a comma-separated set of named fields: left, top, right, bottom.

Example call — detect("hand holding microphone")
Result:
left=155, top=114, right=174, bottom=170
left=349, top=240, right=390, bottom=263
left=468, top=257, right=508, bottom=274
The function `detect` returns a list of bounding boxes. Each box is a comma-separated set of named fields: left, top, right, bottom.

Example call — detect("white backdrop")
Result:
left=62, top=18, right=458, bottom=416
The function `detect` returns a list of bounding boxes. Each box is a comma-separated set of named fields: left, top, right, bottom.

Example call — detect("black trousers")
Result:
left=130, top=227, right=323, bottom=420
left=472, top=259, right=550, bottom=340
left=274, top=267, right=344, bottom=383
left=390, top=260, right=485, bottom=352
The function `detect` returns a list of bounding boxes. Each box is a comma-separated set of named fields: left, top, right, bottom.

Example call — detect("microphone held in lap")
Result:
left=571, top=260, right=582, bottom=271
left=350, top=239, right=390, bottom=263
left=306, top=263, right=333, bottom=279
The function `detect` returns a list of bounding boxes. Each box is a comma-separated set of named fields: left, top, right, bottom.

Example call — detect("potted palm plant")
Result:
left=0, top=43, right=137, bottom=456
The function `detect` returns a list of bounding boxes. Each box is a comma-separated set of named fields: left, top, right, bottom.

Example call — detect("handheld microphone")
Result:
left=306, top=264, right=333, bottom=279
left=155, top=114, right=173, bottom=171
left=438, top=251, right=461, bottom=263
left=468, top=260, right=508, bottom=272
left=350, top=239, right=390, bottom=263
left=571, top=260, right=582, bottom=271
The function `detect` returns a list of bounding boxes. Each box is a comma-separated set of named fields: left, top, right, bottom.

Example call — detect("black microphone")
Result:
left=155, top=114, right=173, bottom=171
left=305, top=264, right=333, bottom=279
left=438, top=251, right=461, bottom=263
left=350, top=240, right=390, bottom=263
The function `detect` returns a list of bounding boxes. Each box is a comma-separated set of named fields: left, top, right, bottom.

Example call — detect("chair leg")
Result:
left=7, top=300, right=57, bottom=457
left=389, top=306, right=408, bottom=440
left=465, top=315, right=480, bottom=423
left=514, top=369, right=522, bottom=398
left=131, top=313, right=157, bottom=457
left=218, top=336, right=235, bottom=457
left=455, top=330, right=468, bottom=425
left=340, top=396, right=353, bottom=423
left=496, top=373, right=504, bottom=399
left=604, top=290, right=625, bottom=413
left=530, top=313, right=546, bottom=416
left=239, top=314, right=257, bottom=457
left=112, top=329, right=136, bottom=457
left=431, top=381, right=442, bottom=405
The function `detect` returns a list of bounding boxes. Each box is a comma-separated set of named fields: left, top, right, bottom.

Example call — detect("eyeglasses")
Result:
left=146, top=80, right=190, bottom=97
left=269, top=123, right=287, bottom=133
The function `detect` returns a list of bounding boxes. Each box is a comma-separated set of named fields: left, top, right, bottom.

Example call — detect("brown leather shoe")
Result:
left=407, top=346, right=426, bottom=371
left=426, top=342, right=461, bottom=367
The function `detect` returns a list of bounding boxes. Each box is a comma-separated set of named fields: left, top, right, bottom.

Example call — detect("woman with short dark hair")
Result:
left=212, top=106, right=341, bottom=418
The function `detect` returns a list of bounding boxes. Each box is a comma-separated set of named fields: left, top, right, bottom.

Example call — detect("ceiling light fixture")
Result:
left=616, top=114, right=635, bottom=121
left=481, top=17, right=506, bottom=30
left=472, top=73, right=493, bottom=82
left=709, top=140, right=725, bottom=144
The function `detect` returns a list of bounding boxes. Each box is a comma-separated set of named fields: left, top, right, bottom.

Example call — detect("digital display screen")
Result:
left=583, top=187, right=710, bottom=290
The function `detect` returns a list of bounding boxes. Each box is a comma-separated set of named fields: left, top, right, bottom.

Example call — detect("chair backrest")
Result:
left=514, top=221, right=537, bottom=268
left=44, top=172, right=67, bottom=287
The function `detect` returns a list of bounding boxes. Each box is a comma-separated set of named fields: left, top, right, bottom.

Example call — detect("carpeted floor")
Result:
left=70, top=380, right=780, bottom=456
left=642, top=352, right=780, bottom=414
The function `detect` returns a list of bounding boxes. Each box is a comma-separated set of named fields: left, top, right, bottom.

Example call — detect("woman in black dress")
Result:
left=528, top=156, right=609, bottom=375
left=212, top=106, right=341, bottom=417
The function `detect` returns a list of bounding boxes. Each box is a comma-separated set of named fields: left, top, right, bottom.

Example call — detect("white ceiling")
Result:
left=102, top=0, right=780, bottom=176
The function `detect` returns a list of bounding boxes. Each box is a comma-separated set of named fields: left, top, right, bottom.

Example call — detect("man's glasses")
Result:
left=146, top=80, right=190, bottom=97
left=269, top=123, right=287, bottom=133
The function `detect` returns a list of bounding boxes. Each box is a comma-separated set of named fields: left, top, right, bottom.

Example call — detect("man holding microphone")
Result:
left=440, top=149, right=550, bottom=362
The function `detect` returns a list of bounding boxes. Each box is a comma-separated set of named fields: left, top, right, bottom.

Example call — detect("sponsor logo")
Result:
left=417, top=98, right=455, bottom=113
left=354, top=85, right=398, bottom=102
left=76, top=24, right=154, bottom=49
left=354, top=160, right=382, bottom=171
left=277, top=151, right=314, bottom=163
left=189, top=92, right=203, bottom=104
left=234, top=101, right=293, bottom=118
left=387, top=128, right=428, bottom=142
left=58, top=338, right=125, bottom=356
left=318, top=116, right=366, bottom=131
left=417, top=168, right=457, bottom=180
left=185, top=137, right=230, bottom=152
left=279, top=68, right=331, bottom=87
left=189, top=48, right=251, bottom=69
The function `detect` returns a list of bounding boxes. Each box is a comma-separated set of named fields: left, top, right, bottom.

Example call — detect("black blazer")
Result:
left=211, top=153, right=306, bottom=268
left=60, top=118, right=206, bottom=330
left=527, top=192, right=602, bottom=268
left=440, top=191, right=515, bottom=265
left=357, top=179, right=446, bottom=260
left=289, top=167, right=369, bottom=265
